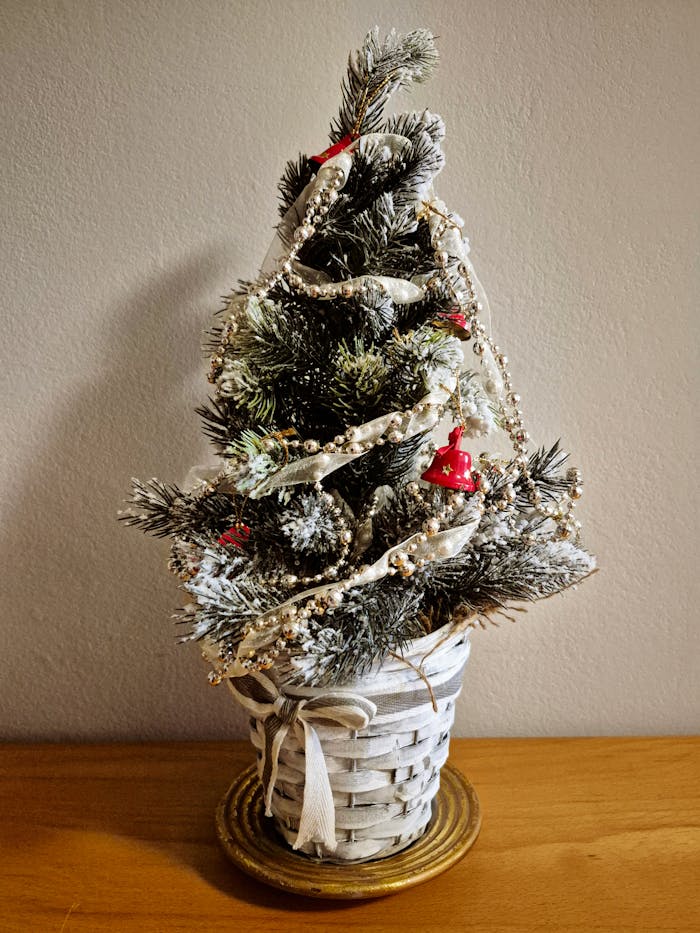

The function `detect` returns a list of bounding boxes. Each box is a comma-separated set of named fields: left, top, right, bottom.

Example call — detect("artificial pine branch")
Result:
left=120, top=479, right=237, bottom=540
left=326, top=338, right=389, bottom=423
left=234, top=296, right=301, bottom=378
left=277, top=153, right=316, bottom=217
left=383, top=325, right=463, bottom=411
left=196, top=397, right=249, bottom=456
left=480, top=442, right=574, bottom=509
left=331, top=28, right=438, bottom=142
left=350, top=280, right=397, bottom=340
left=426, top=538, right=596, bottom=616
left=384, top=109, right=446, bottom=147
left=332, top=432, right=429, bottom=507
left=370, top=482, right=434, bottom=554
left=388, top=126, right=445, bottom=209
left=289, top=577, right=426, bottom=685
left=519, top=442, right=572, bottom=504
left=252, top=487, right=353, bottom=578
left=182, top=550, right=284, bottom=643
left=342, top=192, right=419, bottom=278
left=338, top=147, right=393, bottom=210
left=216, top=356, right=277, bottom=424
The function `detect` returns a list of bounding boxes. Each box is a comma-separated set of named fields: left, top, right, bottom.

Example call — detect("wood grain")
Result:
left=0, top=738, right=698, bottom=932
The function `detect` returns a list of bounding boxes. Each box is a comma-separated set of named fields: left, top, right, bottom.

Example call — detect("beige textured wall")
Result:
left=1, top=0, right=698, bottom=741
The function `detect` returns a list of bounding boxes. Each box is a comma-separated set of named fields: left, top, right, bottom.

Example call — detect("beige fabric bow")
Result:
left=228, top=672, right=376, bottom=851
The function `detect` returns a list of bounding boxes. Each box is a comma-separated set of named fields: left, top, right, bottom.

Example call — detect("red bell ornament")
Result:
left=434, top=310, right=471, bottom=339
left=218, top=524, right=251, bottom=548
left=421, top=426, right=478, bottom=492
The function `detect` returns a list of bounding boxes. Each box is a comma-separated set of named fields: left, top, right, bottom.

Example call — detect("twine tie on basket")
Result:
left=228, top=672, right=376, bottom=851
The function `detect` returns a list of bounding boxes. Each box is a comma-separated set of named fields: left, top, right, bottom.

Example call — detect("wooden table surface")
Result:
left=0, top=737, right=698, bottom=932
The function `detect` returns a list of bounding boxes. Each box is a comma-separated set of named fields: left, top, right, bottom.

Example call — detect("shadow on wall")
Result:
left=1, top=250, right=244, bottom=741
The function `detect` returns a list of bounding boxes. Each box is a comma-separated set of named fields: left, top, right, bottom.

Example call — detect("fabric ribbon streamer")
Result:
left=227, top=671, right=376, bottom=850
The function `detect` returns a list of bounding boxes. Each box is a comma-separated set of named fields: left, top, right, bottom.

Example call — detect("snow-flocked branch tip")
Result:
left=331, top=27, right=439, bottom=142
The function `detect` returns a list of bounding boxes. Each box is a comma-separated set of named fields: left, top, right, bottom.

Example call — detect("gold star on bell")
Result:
left=442, top=464, right=453, bottom=475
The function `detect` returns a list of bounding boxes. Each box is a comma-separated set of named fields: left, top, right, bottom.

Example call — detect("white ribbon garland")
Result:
left=227, top=671, right=376, bottom=851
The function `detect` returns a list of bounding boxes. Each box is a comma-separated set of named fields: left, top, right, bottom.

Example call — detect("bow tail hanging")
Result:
left=293, top=718, right=337, bottom=851
left=261, top=716, right=292, bottom=817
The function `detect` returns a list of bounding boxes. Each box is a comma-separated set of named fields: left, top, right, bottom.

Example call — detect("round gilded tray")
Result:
left=215, top=762, right=481, bottom=900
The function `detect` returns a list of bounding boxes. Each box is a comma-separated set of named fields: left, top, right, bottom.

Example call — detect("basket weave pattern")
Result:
left=243, top=625, right=471, bottom=863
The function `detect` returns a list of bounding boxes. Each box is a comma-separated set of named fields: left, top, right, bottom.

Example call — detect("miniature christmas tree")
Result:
left=122, top=28, right=595, bottom=691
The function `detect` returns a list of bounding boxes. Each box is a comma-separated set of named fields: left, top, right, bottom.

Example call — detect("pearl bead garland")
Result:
left=420, top=202, right=584, bottom=541
left=259, top=482, right=354, bottom=592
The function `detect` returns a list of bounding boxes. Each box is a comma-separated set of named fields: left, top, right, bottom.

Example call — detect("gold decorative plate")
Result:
left=215, top=763, right=481, bottom=900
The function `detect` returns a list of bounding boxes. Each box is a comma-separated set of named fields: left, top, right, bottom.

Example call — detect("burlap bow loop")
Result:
left=228, top=671, right=376, bottom=851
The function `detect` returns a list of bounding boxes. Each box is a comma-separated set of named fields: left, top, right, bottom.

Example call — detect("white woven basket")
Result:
left=228, top=622, right=471, bottom=863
